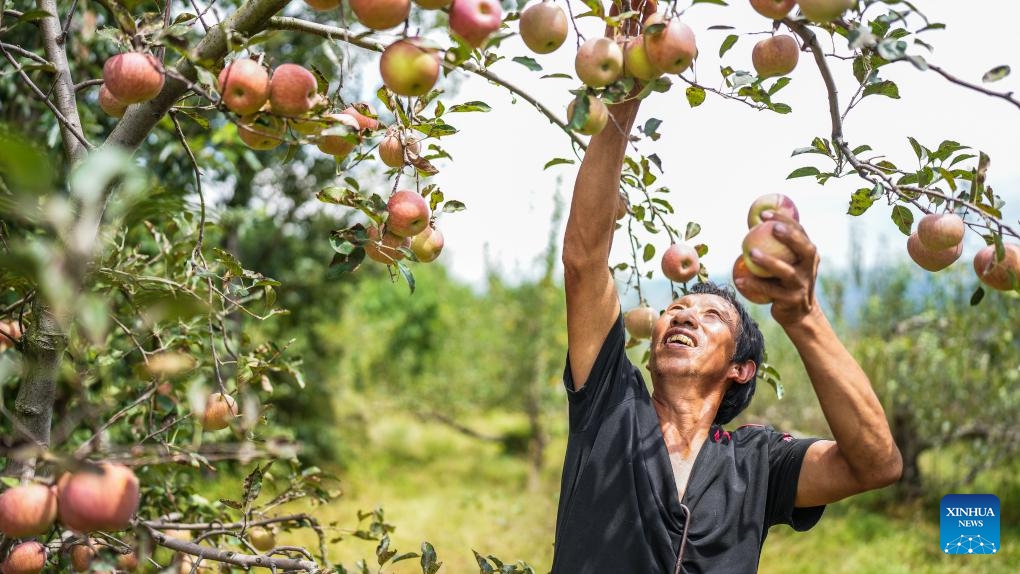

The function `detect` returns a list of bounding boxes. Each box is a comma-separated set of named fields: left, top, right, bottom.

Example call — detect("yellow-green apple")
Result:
left=98, top=85, right=128, bottom=118
left=116, top=551, right=138, bottom=572
left=449, top=0, right=503, bottom=48
left=1, top=542, right=46, bottom=574
left=566, top=95, right=609, bottom=136
left=616, top=192, right=629, bottom=220
left=69, top=544, right=95, bottom=573
left=906, top=232, right=962, bottom=272
left=57, top=463, right=140, bottom=533
left=732, top=256, right=773, bottom=304
left=315, top=113, right=361, bottom=158
left=201, top=392, right=237, bottom=431
left=973, top=243, right=1020, bottom=291
left=341, top=103, right=380, bottom=132
left=304, top=0, right=340, bottom=11
left=349, top=0, right=411, bottom=30
left=661, top=242, right=700, bottom=283
left=750, top=0, right=797, bottom=19
left=365, top=226, right=411, bottom=264
left=796, top=0, right=853, bottom=23
left=379, top=128, right=421, bottom=168
left=386, top=190, right=430, bottom=237
left=218, top=59, right=270, bottom=116
left=380, top=38, right=441, bottom=97
left=237, top=115, right=285, bottom=150
left=410, top=225, right=444, bottom=262
left=415, top=0, right=453, bottom=8
left=248, top=526, right=276, bottom=551
left=622, top=36, right=662, bottom=81
left=643, top=14, right=697, bottom=74
left=742, top=221, right=797, bottom=277
left=747, top=193, right=799, bottom=228
left=519, top=2, right=568, bottom=54
left=624, top=305, right=658, bottom=340
left=0, top=484, right=57, bottom=537
left=752, top=34, right=799, bottom=78
left=575, top=37, right=623, bottom=88
left=268, top=64, right=319, bottom=116
left=103, top=53, right=164, bottom=104
left=917, top=213, right=965, bottom=251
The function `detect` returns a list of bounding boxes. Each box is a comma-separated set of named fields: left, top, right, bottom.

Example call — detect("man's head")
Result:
left=647, top=282, right=765, bottom=424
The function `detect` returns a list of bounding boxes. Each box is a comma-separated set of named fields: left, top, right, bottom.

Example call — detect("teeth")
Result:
left=666, top=334, right=694, bottom=346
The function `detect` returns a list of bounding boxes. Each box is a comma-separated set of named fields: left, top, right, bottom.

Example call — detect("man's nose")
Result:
left=670, top=307, right=697, bottom=328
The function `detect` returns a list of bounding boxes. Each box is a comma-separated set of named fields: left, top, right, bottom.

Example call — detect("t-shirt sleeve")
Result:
left=561, top=310, right=633, bottom=432
left=764, top=429, right=825, bottom=531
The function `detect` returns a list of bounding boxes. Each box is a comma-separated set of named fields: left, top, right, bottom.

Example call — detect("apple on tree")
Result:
left=386, top=190, right=431, bottom=237
left=917, top=213, right=965, bottom=251
left=750, top=0, right=797, bottom=20
left=340, top=103, right=381, bottom=132
left=643, top=14, right=698, bottom=74
left=57, top=463, right=140, bottom=533
left=268, top=63, right=319, bottom=117
left=315, top=113, right=362, bottom=158
left=661, top=242, right=700, bottom=283
left=410, top=225, right=445, bottom=262
left=117, top=551, right=139, bottom=571
left=365, top=225, right=411, bottom=264
left=622, top=36, right=663, bottom=82
left=69, top=543, right=96, bottom=573
left=973, top=243, right=1020, bottom=291
left=796, top=0, right=854, bottom=23
left=380, top=38, right=441, bottom=97
left=237, top=115, right=285, bottom=151
left=906, top=232, right=962, bottom=272
left=519, top=1, right=568, bottom=55
left=379, top=128, right=421, bottom=168
left=747, top=193, right=800, bottom=228
left=349, top=0, right=411, bottom=31
left=742, top=221, right=798, bottom=278
left=201, top=392, right=238, bottom=431
left=303, top=0, right=340, bottom=11
left=1, top=541, right=46, bottom=574
left=218, top=59, right=270, bottom=116
left=248, top=526, right=277, bottom=551
left=625, top=305, right=659, bottom=340
left=449, top=0, right=503, bottom=48
left=103, top=53, right=164, bottom=104
left=415, top=0, right=453, bottom=9
left=0, top=319, right=22, bottom=353
left=567, top=95, right=609, bottom=136
left=575, top=37, right=624, bottom=88
left=98, top=85, right=128, bottom=118
left=0, top=484, right=57, bottom=537
left=752, top=35, right=800, bottom=78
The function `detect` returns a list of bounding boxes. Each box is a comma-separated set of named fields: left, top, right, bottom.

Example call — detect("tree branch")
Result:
left=143, top=525, right=319, bottom=571
left=34, top=0, right=87, bottom=164
left=923, top=62, right=1020, bottom=112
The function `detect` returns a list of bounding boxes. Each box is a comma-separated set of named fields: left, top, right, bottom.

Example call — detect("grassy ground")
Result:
left=271, top=409, right=1018, bottom=573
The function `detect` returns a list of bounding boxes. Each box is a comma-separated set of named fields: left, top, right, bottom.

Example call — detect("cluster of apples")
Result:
left=0, top=464, right=140, bottom=574
left=731, top=193, right=801, bottom=304
left=621, top=240, right=701, bottom=340
left=98, top=52, right=166, bottom=117
left=364, top=190, right=445, bottom=266
left=907, top=213, right=1020, bottom=292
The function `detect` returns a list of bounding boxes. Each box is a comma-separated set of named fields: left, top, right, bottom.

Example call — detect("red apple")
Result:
left=103, top=53, right=164, bottom=104
left=69, top=544, right=95, bottom=573
left=410, top=225, right=445, bottom=262
left=380, top=38, right=441, bottom=97
left=660, top=243, right=700, bottom=283
left=248, top=526, right=276, bottom=551
left=752, top=34, right=799, bottom=78
left=742, top=221, right=797, bottom=277
left=520, top=2, right=568, bottom=55
left=747, top=193, right=799, bottom=228
left=906, top=232, right=962, bottom=272
left=304, top=0, right=340, bottom=11
left=386, top=190, right=430, bottom=238
left=566, top=95, right=609, bottom=136
left=268, top=64, right=319, bottom=117
left=1, top=542, right=46, bottom=574
left=379, top=128, right=421, bottom=168
left=622, top=36, right=663, bottom=81
left=796, top=0, right=853, bottom=23
left=575, top=37, right=624, bottom=88
left=57, top=463, right=140, bottom=533
left=917, top=213, right=965, bottom=251
left=0, top=484, right=57, bottom=537
left=973, top=243, right=1020, bottom=291
left=750, top=0, right=797, bottom=19
left=315, top=113, right=362, bottom=158
left=365, top=225, right=411, bottom=264
left=643, top=14, right=697, bottom=75
left=116, top=551, right=138, bottom=572
left=98, top=85, right=128, bottom=118
left=415, top=0, right=453, bottom=8
left=349, top=0, right=411, bottom=30
left=624, top=306, right=659, bottom=340
left=218, top=59, right=270, bottom=116
left=340, top=103, right=380, bottom=132
left=449, top=0, right=503, bottom=48
left=732, top=256, right=772, bottom=304
left=237, top=115, right=285, bottom=150
left=201, top=393, right=237, bottom=431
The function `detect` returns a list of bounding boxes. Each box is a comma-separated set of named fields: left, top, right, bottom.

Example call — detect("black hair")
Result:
left=688, top=282, right=765, bottom=425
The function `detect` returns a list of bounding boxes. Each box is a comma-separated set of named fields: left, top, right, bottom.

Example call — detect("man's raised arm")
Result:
left=563, top=99, right=640, bottom=390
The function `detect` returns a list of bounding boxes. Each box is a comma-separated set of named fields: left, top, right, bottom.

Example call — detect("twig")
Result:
left=0, top=42, right=52, bottom=66
left=73, top=383, right=158, bottom=457
left=74, top=78, right=103, bottom=92
left=170, top=112, right=207, bottom=258
left=145, top=514, right=315, bottom=531
left=922, top=62, right=1020, bottom=112
left=143, top=525, right=319, bottom=571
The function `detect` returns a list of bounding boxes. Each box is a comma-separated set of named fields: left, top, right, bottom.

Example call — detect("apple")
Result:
left=237, top=115, right=285, bottom=150
left=1, top=542, right=46, bottom=574
left=116, top=551, right=138, bottom=571
left=103, top=53, right=164, bottom=104
left=386, top=190, right=430, bottom=237
left=340, top=103, right=380, bottom=132
left=566, top=95, right=609, bottom=136
left=449, top=0, right=503, bottom=48
left=315, top=113, right=362, bottom=158
left=742, top=221, right=797, bottom=277
left=973, top=243, right=1020, bottom=291
left=410, top=225, right=445, bottom=262
left=379, top=129, right=421, bottom=168
left=643, top=14, right=697, bottom=75
left=349, top=0, right=411, bottom=30
left=661, top=243, right=700, bottom=283
left=0, top=319, right=22, bottom=351
left=365, top=225, right=411, bottom=264
left=917, top=213, right=965, bottom=251
left=268, top=64, right=319, bottom=117
left=57, top=463, right=140, bottom=533
left=201, top=392, right=237, bottom=431
left=520, top=2, right=568, bottom=55
left=732, top=256, right=772, bottom=304
left=624, top=306, right=659, bottom=340
left=747, top=193, right=800, bottom=228
left=218, top=59, right=270, bottom=116
left=380, top=38, right=441, bottom=97
left=796, top=0, right=853, bottom=23
left=616, top=192, right=629, bottom=220
left=69, top=544, right=95, bottom=573
left=906, top=232, right=962, bottom=272
left=415, top=0, right=453, bottom=8
left=622, top=36, right=663, bottom=81
left=177, top=554, right=216, bottom=574
left=0, top=484, right=57, bottom=537
left=98, top=85, right=128, bottom=118
left=304, top=0, right=341, bottom=11
left=575, top=37, right=624, bottom=88
left=750, top=0, right=797, bottom=19
left=248, top=526, right=276, bottom=551
left=752, top=34, right=799, bottom=78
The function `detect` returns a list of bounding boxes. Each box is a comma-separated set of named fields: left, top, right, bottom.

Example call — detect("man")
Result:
left=553, top=95, right=903, bottom=573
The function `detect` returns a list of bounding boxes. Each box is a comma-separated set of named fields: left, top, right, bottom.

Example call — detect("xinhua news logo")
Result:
left=940, top=494, right=1000, bottom=555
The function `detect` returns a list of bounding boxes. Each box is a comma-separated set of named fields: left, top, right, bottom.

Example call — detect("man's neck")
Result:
left=651, top=382, right=724, bottom=458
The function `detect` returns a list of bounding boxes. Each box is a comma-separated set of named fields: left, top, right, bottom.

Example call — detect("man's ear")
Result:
left=728, top=360, right=757, bottom=385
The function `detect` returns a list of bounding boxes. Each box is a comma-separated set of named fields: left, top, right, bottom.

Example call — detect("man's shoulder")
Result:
left=724, top=423, right=796, bottom=446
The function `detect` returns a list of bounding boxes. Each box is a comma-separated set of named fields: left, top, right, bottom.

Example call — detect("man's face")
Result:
left=648, top=293, right=742, bottom=385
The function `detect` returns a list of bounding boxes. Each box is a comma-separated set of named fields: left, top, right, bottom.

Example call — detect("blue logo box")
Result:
left=940, top=494, right=1000, bottom=555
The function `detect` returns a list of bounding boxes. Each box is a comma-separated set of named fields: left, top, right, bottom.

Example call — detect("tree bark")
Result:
left=35, top=0, right=87, bottom=164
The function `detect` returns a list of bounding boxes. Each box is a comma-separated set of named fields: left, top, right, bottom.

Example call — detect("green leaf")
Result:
left=442, top=200, right=466, bottom=213
left=642, top=118, right=662, bottom=141
left=448, top=101, right=492, bottom=113
left=642, top=243, right=655, bottom=262
left=863, top=80, right=900, bottom=99
left=891, top=205, right=914, bottom=236
left=242, top=464, right=264, bottom=507
left=848, top=188, right=877, bottom=216
left=719, top=34, right=738, bottom=58
left=982, top=65, right=1010, bottom=83
left=543, top=158, right=575, bottom=170
left=970, top=285, right=985, bottom=306
left=685, top=222, right=701, bottom=241
left=685, top=86, right=706, bottom=108
left=16, top=9, right=54, bottom=23
left=786, top=166, right=821, bottom=179
left=768, top=77, right=791, bottom=96
left=512, top=56, right=542, bottom=71
left=420, top=542, right=441, bottom=574
left=377, top=536, right=398, bottom=566
left=540, top=73, right=573, bottom=80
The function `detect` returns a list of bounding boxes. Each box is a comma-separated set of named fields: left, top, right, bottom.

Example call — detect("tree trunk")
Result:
left=891, top=404, right=924, bottom=499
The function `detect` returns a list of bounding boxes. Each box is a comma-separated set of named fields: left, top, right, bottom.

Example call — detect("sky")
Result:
left=388, top=1, right=1020, bottom=289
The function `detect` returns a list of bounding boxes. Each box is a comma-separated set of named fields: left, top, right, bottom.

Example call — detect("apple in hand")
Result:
left=917, top=213, right=965, bottom=251
left=365, top=225, right=411, bottom=264
left=237, top=115, right=285, bottom=150
left=796, top=0, right=854, bottom=23
left=566, top=95, right=609, bottom=136
left=103, top=53, right=165, bottom=104
left=747, top=193, right=799, bottom=228
left=386, top=190, right=430, bottom=238
left=98, top=85, right=128, bottom=118
left=643, top=14, right=697, bottom=74
left=1, top=542, right=46, bottom=574
left=520, top=2, right=568, bottom=55
left=752, top=35, right=799, bottom=78
left=661, top=243, right=700, bottom=283
left=742, top=221, right=798, bottom=277
left=622, top=36, right=663, bottom=81
left=750, top=0, right=797, bottom=20
left=625, top=305, right=659, bottom=340
left=269, top=64, right=319, bottom=116
left=316, top=113, right=362, bottom=158
left=575, top=37, right=624, bottom=88
left=349, top=0, right=411, bottom=30
left=410, top=225, right=445, bottom=262
left=380, top=38, right=441, bottom=97
left=449, top=0, right=503, bottom=48
left=973, top=243, right=1020, bottom=291
left=732, top=256, right=773, bottom=304
left=906, top=232, right=962, bottom=272
left=218, top=59, right=270, bottom=116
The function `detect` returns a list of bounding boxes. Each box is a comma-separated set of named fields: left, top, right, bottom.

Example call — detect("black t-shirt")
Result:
left=552, top=312, right=825, bottom=574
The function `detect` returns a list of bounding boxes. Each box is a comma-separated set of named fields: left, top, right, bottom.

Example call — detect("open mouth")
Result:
left=663, top=330, right=696, bottom=348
